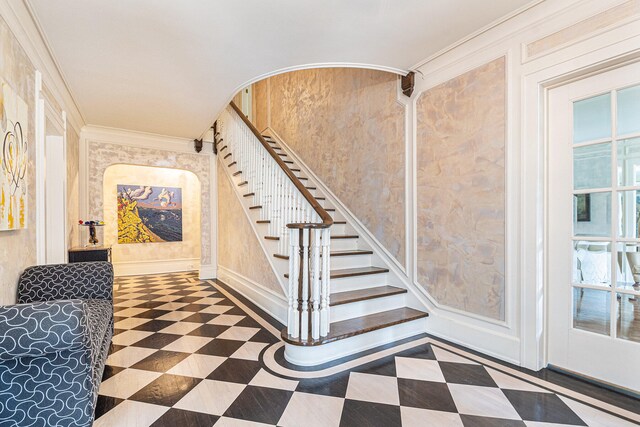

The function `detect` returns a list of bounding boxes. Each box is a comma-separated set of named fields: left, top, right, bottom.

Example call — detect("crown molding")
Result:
left=82, top=124, right=214, bottom=155
left=0, top=0, right=85, bottom=133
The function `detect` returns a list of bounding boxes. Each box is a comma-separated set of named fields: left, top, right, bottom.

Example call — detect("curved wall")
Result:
left=252, top=68, right=407, bottom=267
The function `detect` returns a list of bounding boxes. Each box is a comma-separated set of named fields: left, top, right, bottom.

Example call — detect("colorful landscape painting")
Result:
left=0, top=81, right=29, bottom=231
left=117, top=185, right=183, bottom=243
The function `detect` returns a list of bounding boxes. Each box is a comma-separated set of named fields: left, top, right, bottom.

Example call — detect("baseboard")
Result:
left=217, top=266, right=288, bottom=324
left=425, top=309, right=521, bottom=365
left=199, top=264, right=216, bottom=280
left=113, top=258, right=200, bottom=276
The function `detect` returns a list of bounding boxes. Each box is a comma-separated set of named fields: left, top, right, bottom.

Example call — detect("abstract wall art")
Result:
left=0, top=81, right=29, bottom=231
left=117, top=184, right=182, bottom=243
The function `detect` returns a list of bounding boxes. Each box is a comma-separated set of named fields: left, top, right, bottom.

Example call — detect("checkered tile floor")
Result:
left=95, top=272, right=637, bottom=426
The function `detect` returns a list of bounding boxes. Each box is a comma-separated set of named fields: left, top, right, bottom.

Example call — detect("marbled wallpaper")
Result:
left=252, top=79, right=268, bottom=132
left=253, top=68, right=407, bottom=266
left=217, top=164, right=283, bottom=295
left=416, top=57, right=506, bottom=320
left=87, top=141, right=212, bottom=265
left=0, top=16, right=37, bottom=305
left=103, top=164, right=201, bottom=264
left=67, top=126, right=80, bottom=249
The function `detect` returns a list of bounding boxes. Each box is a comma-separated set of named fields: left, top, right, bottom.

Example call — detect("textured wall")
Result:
left=87, top=141, right=212, bottom=265
left=66, top=126, right=80, bottom=249
left=416, top=57, right=506, bottom=320
left=103, top=164, right=201, bottom=264
left=0, top=16, right=37, bottom=305
left=252, top=79, right=268, bottom=132
left=253, top=68, right=407, bottom=266
left=217, top=164, right=283, bottom=295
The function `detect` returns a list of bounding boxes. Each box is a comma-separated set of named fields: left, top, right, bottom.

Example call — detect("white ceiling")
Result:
left=27, top=0, right=533, bottom=138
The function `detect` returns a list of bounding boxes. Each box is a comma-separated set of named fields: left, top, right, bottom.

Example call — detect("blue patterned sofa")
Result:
left=0, top=262, right=114, bottom=427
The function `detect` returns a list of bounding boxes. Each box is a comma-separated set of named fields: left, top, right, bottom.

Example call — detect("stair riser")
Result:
left=273, top=253, right=373, bottom=270
left=325, top=254, right=372, bottom=269
left=330, top=293, right=406, bottom=322
left=328, top=238, right=360, bottom=251
left=329, top=272, right=390, bottom=291
left=283, top=318, right=428, bottom=366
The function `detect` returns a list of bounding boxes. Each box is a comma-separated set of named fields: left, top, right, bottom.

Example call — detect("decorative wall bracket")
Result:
left=194, top=138, right=203, bottom=153
left=401, top=71, right=415, bottom=97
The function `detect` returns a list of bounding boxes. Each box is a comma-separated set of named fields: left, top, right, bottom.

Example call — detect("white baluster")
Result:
left=321, top=227, right=331, bottom=336
left=311, top=228, right=321, bottom=340
left=288, top=227, right=298, bottom=338
left=300, top=228, right=310, bottom=341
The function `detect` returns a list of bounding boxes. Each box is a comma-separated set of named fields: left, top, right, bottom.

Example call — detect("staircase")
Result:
left=218, top=102, right=428, bottom=366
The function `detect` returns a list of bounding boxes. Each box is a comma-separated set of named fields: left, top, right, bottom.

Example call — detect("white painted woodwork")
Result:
left=218, top=106, right=332, bottom=340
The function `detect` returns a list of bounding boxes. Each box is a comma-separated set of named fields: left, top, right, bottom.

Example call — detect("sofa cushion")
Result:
left=85, top=300, right=113, bottom=364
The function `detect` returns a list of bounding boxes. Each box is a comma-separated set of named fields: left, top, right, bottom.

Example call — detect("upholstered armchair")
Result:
left=0, top=262, right=114, bottom=427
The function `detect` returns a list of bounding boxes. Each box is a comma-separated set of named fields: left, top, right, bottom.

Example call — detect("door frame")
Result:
left=521, top=46, right=640, bottom=373
left=35, top=72, right=68, bottom=264
left=545, top=63, right=640, bottom=392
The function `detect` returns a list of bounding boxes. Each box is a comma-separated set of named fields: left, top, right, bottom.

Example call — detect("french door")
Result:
left=548, top=61, right=640, bottom=393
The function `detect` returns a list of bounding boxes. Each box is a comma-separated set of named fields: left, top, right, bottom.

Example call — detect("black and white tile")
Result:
left=95, top=272, right=639, bottom=427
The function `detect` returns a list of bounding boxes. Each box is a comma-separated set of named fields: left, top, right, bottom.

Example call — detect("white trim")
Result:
left=216, top=266, right=288, bottom=324
left=1, top=0, right=84, bottom=134
left=81, top=124, right=214, bottom=154
left=409, top=0, right=547, bottom=70
left=199, top=263, right=216, bottom=280
left=34, top=70, right=45, bottom=265
left=113, top=258, right=200, bottom=277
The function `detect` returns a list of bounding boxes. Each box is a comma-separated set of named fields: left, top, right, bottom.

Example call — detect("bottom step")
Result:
left=281, top=307, right=428, bottom=346
left=283, top=311, right=428, bottom=366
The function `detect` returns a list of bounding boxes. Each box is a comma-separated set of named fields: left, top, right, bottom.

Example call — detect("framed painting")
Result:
left=575, top=193, right=591, bottom=222
left=117, top=184, right=183, bottom=243
left=0, top=82, right=29, bottom=231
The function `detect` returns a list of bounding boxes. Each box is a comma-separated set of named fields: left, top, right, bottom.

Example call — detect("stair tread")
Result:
left=249, top=205, right=262, bottom=210
left=331, top=234, right=358, bottom=239
left=330, top=286, right=407, bottom=306
left=282, top=307, right=428, bottom=346
left=238, top=181, right=248, bottom=186
left=285, top=266, right=388, bottom=279
left=256, top=220, right=270, bottom=224
left=243, top=193, right=255, bottom=197
left=274, top=249, right=373, bottom=260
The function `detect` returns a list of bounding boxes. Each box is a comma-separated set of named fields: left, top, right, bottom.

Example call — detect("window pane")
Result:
left=573, top=93, right=611, bottom=143
left=615, top=243, right=640, bottom=291
left=617, top=138, right=640, bottom=187
left=616, top=293, right=640, bottom=343
left=574, top=143, right=611, bottom=190
left=617, top=85, right=640, bottom=136
left=617, top=190, right=640, bottom=238
left=573, top=192, right=610, bottom=237
left=573, top=287, right=610, bottom=336
left=573, top=241, right=611, bottom=286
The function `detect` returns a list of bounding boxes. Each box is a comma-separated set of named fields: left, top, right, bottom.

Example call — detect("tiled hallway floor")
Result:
left=95, top=272, right=639, bottom=426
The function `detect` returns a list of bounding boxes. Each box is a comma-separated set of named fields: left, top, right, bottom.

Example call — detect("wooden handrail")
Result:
left=229, top=101, right=333, bottom=229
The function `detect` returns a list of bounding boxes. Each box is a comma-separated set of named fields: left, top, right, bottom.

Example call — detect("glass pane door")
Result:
left=572, top=83, right=640, bottom=344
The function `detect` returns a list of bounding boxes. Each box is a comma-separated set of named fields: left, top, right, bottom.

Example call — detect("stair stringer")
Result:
left=216, top=154, right=290, bottom=321
left=265, top=127, right=523, bottom=365
left=263, top=127, right=427, bottom=311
